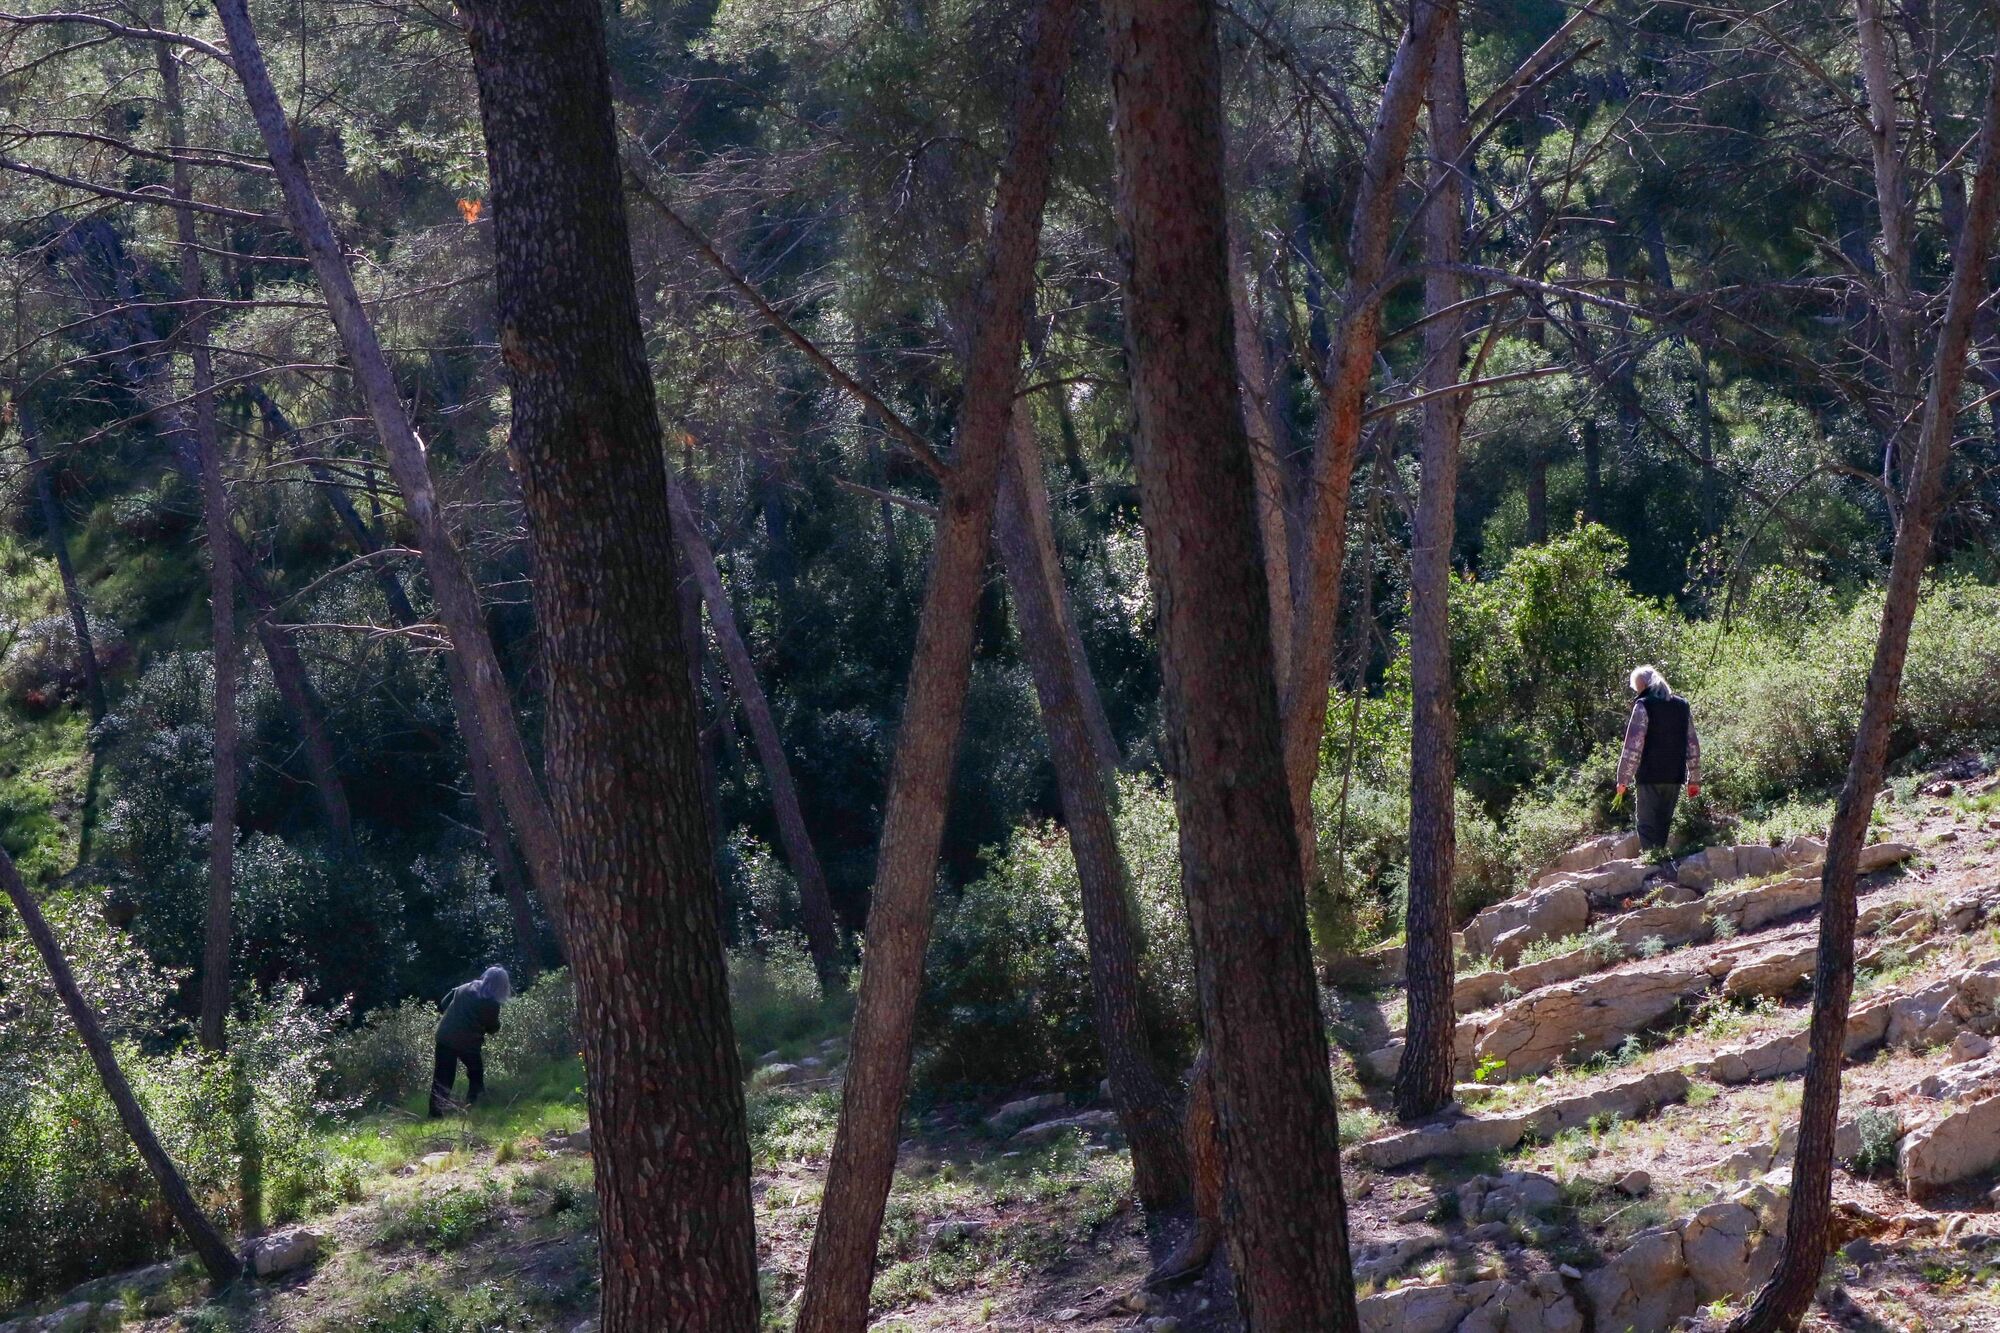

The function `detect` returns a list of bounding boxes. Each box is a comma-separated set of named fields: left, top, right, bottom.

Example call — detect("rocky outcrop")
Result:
left=1462, top=884, right=1592, bottom=967
left=984, top=1093, right=1067, bottom=1136
left=1467, top=962, right=1710, bottom=1079
left=1541, top=832, right=1641, bottom=883
left=1900, top=1092, right=2000, bottom=1202
left=1358, top=1273, right=1582, bottom=1333
left=1355, top=1071, right=1690, bottom=1170
left=1703, top=997, right=1895, bottom=1085
left=1326, top=939, right=1407, bottom=989
left=1010, top=1110, right=1120, bottom=1145
left=1579, top=1182, right=1787, bottom=1333
left=1455, top=941, right=1618, bottom=1016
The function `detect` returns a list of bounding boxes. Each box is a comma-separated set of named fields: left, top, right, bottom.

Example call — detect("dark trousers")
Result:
left=429, top=1042, right=484, bottom=1117
left=1636, top=782, right=1681, bottom=851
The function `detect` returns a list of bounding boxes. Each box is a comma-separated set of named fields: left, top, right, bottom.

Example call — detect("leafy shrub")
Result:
left=1851, top=1108, right=1901, bottom=1177
left=327, top=996, right=437, bottom=1107
left=730, top=937, right=849, bottom=1062
left=918, top=777, right=1195, bottom=1091
left=375, top=1180, right=503, bottom=1252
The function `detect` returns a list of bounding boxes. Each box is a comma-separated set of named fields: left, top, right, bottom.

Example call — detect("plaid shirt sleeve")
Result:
left=1686, top=713, right=1702, bottom=787
left=1616, top=701, right=1647, bottom=787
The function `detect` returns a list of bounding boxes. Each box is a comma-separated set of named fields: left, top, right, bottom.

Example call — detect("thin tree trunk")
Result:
left=457, top=0, right=759, bottom=1326
left=1230, top=260, right=1295, bottom=689
left=1, top=847, right=242, bottom=1285
left=1102, top=0, right=1359, bottom=1324
left=666, top=473, right=844, bottom=982
left=793, top=1, right=1080, bottom=1323
left=156, top=41, right=236, bottom=1055
left=1731, top=39, right=2000, bottom=1333
left=238, top=570, right=353, bottom=848
left=1012, top=395, right=1122, bottom=775
left=21, top=427, right=105, bottom=722
left=994, top=410, right=1189, bottom=1208
left=1280, top=0, right=1453, bottom=890
left=1396, top=15, right=1467, bottom=1125
left=215, top=0, right=566, bottom=934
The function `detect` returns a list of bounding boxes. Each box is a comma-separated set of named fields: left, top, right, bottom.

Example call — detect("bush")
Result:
left=917, top=777, right=1195, bottom=1091
left=327, top=969, right=579, bottom=1108
left=730, top=937, right=848, bottom=1062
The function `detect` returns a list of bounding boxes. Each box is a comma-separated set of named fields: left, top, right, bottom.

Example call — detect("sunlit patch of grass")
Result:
left=324, top=1057, right=587, bottom=1176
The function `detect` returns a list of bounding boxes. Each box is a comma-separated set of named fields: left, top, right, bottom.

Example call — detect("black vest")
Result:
left=1636, top=693, right=1691, bottom=784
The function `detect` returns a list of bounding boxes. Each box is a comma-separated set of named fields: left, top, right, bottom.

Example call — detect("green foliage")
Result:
left=375, top=1180, right=503, bottom=1252
left=729, top=939, right=850, bottom=1064
left=1851, top=1108, right=1901, bottom=1177
left=918, top=777, right=1194, bottom=1090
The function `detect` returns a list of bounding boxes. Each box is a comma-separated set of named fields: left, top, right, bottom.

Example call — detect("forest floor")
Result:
left=14, top=776, right=2000, bottom=1333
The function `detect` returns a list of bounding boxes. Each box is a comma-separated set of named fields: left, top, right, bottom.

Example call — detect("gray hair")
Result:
left=1629, top=664, right=1669, bottom=696
left=479, top=965, right=513, bottom=1002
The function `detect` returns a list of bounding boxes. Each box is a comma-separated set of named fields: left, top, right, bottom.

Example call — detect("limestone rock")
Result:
left=1779, top=834, right=1826, bottom=867
left=1605, top=900, right=1709, bottom=953
left=1679, top=1202, right=1762, bottom=1297
left=1467, top=962, right=1711, bottom=1079
left=1358, top=1281, right=1495, bottom=1333
left=1326, top=939, right=1406, bottom=989
left=1354, top=1233, right=1443, bottom=1285
left=924, top=1218, right=989, bottom=1251
left=984, top=1093, right=1066, bottom=1136
left=1703, top=997, right=1892, bottom=1084
left=1948, top=1032, right=1992, bottom=1064
left=246, top=1227, right=322, bottom=1278
left=1617, top=1170, right=1652, bottom=1198
left=1462, top=884, right=1592, bottom=966
left=1010, top=1110, right=1118, bottom=1144
left=1580, top=1228, right=1695, bottom=1333
left=1540, top=831, right=1641, bottom=882
left=1457, top=1171, right=1561, bottom=1224
left=1722, top=943, right=1820, bottom=1000
left=1901, top=1091, right=2000, bottom=1201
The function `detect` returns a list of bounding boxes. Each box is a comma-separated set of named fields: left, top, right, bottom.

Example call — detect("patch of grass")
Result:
left=325, top=1057, right=587, bottom=1176
left=748, top=1087, right=842, bottom=1167
left=375, top=1181, right=504, bottom=1253
left=300, top=1271, right=536, bottom=1333
left=1515, top=931, right=1624, bottom=969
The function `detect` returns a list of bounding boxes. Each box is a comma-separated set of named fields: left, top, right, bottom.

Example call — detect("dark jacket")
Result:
left=436, top=981, right=502, bottom=1054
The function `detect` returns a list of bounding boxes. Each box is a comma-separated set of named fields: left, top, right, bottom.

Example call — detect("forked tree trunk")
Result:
left=792, top=0, right=1082, bottom=1317
left=1280, top=0, right=1453, bottom=881
left=21, top=428, right=106, bottom=723
left=1396, top=16, right=1467, bottom=1125
left=215, top=0, right=566, bottom=934
left=994, top=410, right=1190, bottom=1208
left=1730, top=39, right=2000, bottom=1333
left=666, top=473, right=845, bottom=982
left=457, top=0, right=758, bottom=1327
left=157, top=42, right=237, bottom=1055
left=1101, top=0, right=1360, bottom=1324
left=1, top=847, right=241, bottom=1285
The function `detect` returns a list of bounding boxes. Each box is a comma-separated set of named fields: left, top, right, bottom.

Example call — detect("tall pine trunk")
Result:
left=156, top=41, right=237, bottom=1054
left=215, top=0, right=566, bottom=935
left=666, top=473, right=845, bottom=982
left=994, top=410, right=1190, bottom=1208
left=457, top=0, right=759, bottom=1326
left=1395, top=14, right=1467, bottom=1124
left=1101, top=0, right=1360, bottom=1323
left=794, top=0, right=1080, bottom=1322
left=2, top=849, right=241, bottom=1285
left=1730, top=37, right=2000, bottom=1333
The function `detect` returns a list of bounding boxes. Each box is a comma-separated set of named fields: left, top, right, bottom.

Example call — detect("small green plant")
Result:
left=375, top=1181, right=503, bottom=1252
left=1636, top=935, right=1667, bottom=959
left=1473, top=1054, right=1508, bottom=1084
left=1709, top=913, right=1739, bottom=941
left=1851, top=1108, right=1902, bottom=1177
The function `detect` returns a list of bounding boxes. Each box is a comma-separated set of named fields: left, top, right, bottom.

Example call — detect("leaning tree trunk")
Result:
left=793, top=0, right=1080, bottom=1322
left=1730, top=38, right=2000, bottom=1333
left=157, top=41, right=236, bottom=1055
left=20, top=426, right=106, bottom=722
left=252, top=389, right=544, bottom=963
left=1395, top=13, right=1467, bottom=1126
left=1, top=847, right=241, bottom=1284
left=456, top=0, right=759, bottom=1328
left=1101, top=0, right=1360, bottom=1323
left=666, top=473, right=845, bottom=983
left=215, top=0, right=566, bottom=934
left=994, top=410, right=1190, bottom=1209
left=1280, top=0, right=1453, bottom=885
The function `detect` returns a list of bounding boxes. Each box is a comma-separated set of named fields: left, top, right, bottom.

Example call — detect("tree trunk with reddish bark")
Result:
left=1396, top=14, right=1467, bottom=1125
left=995, top=411, right=1189, bottom=1209
left=1280, top=0, right=1453, bottom=880
left=215, top=0, right=565, bottom=934
left=1102, top=0, right=1361, bottom=1324
left=2, top=846, right=241, bottom=1285
left=1731, top=37, right=2000, bottom=1333
left=792, top=0, right=1080, bottom=1323
left=456, top=0, right=759, bottom=1327
left=666, top=473, right=845, bottom=983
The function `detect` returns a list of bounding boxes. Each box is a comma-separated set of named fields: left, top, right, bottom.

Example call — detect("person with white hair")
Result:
left=429, top=964, right=512, bottom=1117
left=1616, top=665, right=1702, bottom=854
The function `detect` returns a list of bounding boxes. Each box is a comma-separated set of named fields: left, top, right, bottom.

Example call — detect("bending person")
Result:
left=430, top=965, right=511, bottom=1117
